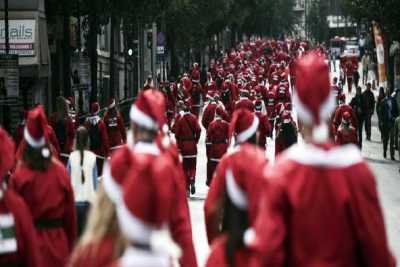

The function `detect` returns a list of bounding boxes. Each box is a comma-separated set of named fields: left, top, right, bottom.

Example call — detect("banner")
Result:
left=0, top=20, right=36, bottom=56
left=372, top=21, right=387, bottom=87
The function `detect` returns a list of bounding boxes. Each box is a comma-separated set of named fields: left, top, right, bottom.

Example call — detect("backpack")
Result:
left=89, top=123, right=102, bottom=151
left=54, top=119, right=67, bottom=148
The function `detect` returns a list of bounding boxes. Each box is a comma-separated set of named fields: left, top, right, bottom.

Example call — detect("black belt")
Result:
left=34, top=218, right=63, bottom=230
left=131, top=242, right=151, bottom=251
left=212, top=140, right=228, bottom=144
left=177, top=138, right=196, bottom=141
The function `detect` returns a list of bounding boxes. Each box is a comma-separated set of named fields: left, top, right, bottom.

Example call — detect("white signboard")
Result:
left=0, top=20, right=36, bottom=56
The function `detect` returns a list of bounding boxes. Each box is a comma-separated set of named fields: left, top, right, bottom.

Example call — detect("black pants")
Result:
left=357, top=116, right=365, bottom=149
left=76, top=202, right=91, bottom=237
left=382, top=126, right=395, bottom=157
left=364, top=115, right=372, bottom=139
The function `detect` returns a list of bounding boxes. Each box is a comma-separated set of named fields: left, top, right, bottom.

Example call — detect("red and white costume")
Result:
left=0, top=128, right=42, bottom=267
left=10, top=106, right=77, bottom=267
left=172, top=110, right=201, bottom=189
left=104, top=99, right=127, bottom=150
left=253, top=52, right=396, bottom=267
left=205, top=109, right=268, bottom=244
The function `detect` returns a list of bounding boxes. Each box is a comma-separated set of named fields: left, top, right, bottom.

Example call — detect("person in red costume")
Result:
left=10, top=106, right=77, bottom=267
left=252, top=52, right=396, bottom=267
left=274, top=110, right=297, bottom=156
left=332, top=93, right=358, bottom=134
left=0, top=127, right=42, bottom=267
left=254, top=100, right=272, bottom=150
left=68, top=146, right=132, bottom=267
left=204, top=109, right=268, bottom=244
left=129, top=90, right=198, bottom=267
left=335, top=111, right=358, bottom=146
left=104, top=98, right=126, bottom=150
left=172, top=102, right=201, bottom=195
left=85, top=102, right=109, bottom=173
left=49, top=96, right=75, bottom=155
left=206, top=110, right=230, bottom=186
left=235, top=90, right=254, bottom=112
left=205, top=152, right=263, bottom=267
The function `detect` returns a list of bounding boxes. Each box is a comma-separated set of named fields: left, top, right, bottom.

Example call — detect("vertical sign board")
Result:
left=372, top=21, right=387, bottom=87
left=0, top=54, right=19, bottom=97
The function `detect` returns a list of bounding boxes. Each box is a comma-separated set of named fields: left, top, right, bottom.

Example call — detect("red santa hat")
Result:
left=102, top=146, right=134, bottom=204
left=230, top=109, right=259, bottom=143
left=117, top=157, right=174, bottom=244
left=0, top=127, right=15, bottom=180
left=130, top=89, right=166, bottom=131
left=91, top=102, right=100, bottom=115
left=108, top=98, right=116, bottom=109
left=294, top=51, right=335, bottom=143
left=24, top=105, right=48, bottom=149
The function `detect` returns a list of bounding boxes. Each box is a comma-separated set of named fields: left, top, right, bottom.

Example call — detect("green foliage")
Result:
left=341, top=0, right=400, bottom=40
left=306, top=0, right=329, bottom=43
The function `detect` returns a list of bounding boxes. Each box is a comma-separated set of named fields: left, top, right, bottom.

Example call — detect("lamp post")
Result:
left=4, top=0, right=9, bottom=55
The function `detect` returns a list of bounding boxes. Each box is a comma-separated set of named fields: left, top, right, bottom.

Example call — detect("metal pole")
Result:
left=4, top=0, right=9, bottom=55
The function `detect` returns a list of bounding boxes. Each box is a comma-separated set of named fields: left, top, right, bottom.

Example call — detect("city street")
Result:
left=187, top=73, right=400, bottom=266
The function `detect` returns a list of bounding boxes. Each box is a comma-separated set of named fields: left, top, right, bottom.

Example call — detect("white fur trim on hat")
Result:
left=236, top=116, right=259, bottom=143
left=293, top=91, right=335, bottom=126
left=109, top=99, right=116, bottom=109
left=24, top=127, right=45, bottom=148
left=284, top=143, right=363, bottom=168
left=117, top=200, right=156, bottom=244
left=226, top=169, right=248, bottom=210
left=312, top=123, right=329, bottom=143
left=102, top=162, right=123, bottom=205
left=130, top=105, right=159, bottom=130
left=243, top=228, right=256, bottom=247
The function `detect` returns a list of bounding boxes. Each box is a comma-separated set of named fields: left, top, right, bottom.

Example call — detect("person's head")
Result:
left=90, top=102, right=100, bottom=116
left=333, top=77, right=338, bottom=85
left=366, top=82, right=372, bottom=91
left=71, top=184, right=126, bottom=262
left=356, top=86, right=362, bottom=95
left=379, top=86, right=385, bottom=97
left=108, top=98, right=117, bottom=115
left=294, top=51, right=334, bottom=144
left=22, top=106, right=52, bottom=171
left=230, top=109, right=259, bottom=146
left=129, top=90, right=166, bottom=144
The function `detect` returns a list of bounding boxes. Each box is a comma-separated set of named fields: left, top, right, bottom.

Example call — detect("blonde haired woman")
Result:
left=68, top=146, right=133, bottom=267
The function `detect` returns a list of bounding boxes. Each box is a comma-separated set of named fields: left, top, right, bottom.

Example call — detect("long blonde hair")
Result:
left=70, top=184, right=127, bottom=263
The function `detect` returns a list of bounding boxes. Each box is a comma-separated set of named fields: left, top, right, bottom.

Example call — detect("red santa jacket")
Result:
left=206, top=235, right=259, bottom=267
left=68, top=235, right=119, bottom=267
left=85, top=116, right=110, bottom=157
left=202, top=102, right=218, bottom=130
left=207, top=118, right=230, bottom=161
left=235, top=97, right=255, bottom=112
left=131, top=141, right=198, bottom=267
left=104, top=111, right=127, bottom=149
left=10, top=159, right=77, bottom=267
left=253, top=143, right=396, bottom=267
left=49, top=114, right=75, bottom=154
left=0, top=188, right=42, bottom=267
left=172, top=112, right=201, bottom=157
left=336, top=125, right=358, bottom=146
left=204, top=144, right=268, bottom=244
left=255, top=112, right=272, bottom=149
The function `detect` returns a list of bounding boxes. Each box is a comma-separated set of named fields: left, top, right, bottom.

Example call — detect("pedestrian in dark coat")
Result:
left=362, top=83, right=376, bottom=140
left=377, top=89, right=398, bottom=160
left=350, top=86, right=366, bottom=148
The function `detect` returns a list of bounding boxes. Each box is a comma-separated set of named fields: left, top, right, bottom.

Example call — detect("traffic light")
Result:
left=147, top=32, right=153, bottom=49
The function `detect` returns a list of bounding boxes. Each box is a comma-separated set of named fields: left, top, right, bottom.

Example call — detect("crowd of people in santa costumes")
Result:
left=0, top=37, right=397, bottom=267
